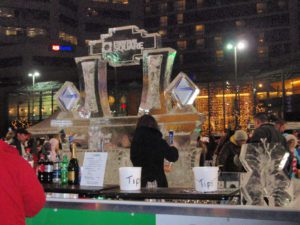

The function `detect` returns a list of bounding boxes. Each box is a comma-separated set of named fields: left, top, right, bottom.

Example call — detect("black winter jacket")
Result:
left=217, top=136, right=245, bottom=172
left=250, top=123, right=287, bottom=147
left=130, top=126, right=179, bottom=187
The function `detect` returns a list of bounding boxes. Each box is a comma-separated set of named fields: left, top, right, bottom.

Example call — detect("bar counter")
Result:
left=42, top=183, right=239, bottom=201
left=25, top=184, right=300, bottom=225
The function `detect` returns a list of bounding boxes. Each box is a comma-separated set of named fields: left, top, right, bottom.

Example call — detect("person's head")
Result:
left=253, top=113, right=269, bottom=128
left=16, top=128, right=30, bottom=143
left=285, top=134, right=298, bottom=152
left=136, top=114, right=159, bottom=130
left=234, top=130, right=248, bottom=146
left=274, top=118, right=286, bottom=133
left=5, top=130, right=15, bottom=140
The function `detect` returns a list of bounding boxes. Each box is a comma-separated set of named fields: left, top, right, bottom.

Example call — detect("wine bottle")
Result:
left=68, top=143, right=79, bottom=185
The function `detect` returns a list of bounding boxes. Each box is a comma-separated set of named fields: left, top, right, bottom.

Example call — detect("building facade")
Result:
left=0, top=0, right=83, bottom=85
left=143, top=0, right=300, bottom=82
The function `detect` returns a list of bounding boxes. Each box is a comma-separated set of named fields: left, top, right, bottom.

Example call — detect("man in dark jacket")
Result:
left=250, top=113, right=286, bottom=147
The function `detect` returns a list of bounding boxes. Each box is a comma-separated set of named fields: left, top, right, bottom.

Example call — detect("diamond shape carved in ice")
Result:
left=165, top=72, right=200, bottom=107
left=54, top=81, right=80, bottom=111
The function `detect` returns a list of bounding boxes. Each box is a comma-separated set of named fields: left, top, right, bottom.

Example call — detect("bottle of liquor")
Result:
left=60, top=155, right=69, bottom=185
left=24, top=148, right=34, bottom=168
left=68, top=143, right=79, bottom=185
left=37, top=154, right=45, bottom=183
left=53, top=154, right=61, bottom=184
left=44, top=152, right=54, bottom=184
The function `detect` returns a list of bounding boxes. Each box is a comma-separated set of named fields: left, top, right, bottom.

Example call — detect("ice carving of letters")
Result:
left=240, top=139, right=292, bottom=207
left=82, top=61, right=98, bottom=113
left=146, top=54, right=163, bottom=109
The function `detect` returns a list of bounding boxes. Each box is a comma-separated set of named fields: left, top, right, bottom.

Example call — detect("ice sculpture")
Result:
left=55, top=81, right=80, bottom=112
left=75, top=56, right=111, bottom=118
left=240, top=139, right=292, bottom=206
left=165, top=72, right=200, bottom=112
left=139, top=48, right=177, bottom=114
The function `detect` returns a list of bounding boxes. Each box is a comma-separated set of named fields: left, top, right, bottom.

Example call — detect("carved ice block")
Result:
left=240, top=140, right=292, bottom=207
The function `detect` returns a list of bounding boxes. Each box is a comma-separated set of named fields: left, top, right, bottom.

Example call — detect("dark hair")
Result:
left=274, top=118, right=286, bottom=126
left=136, top=114, right=159, bottom=130
left=16, top=128, right=30, bottom=135
left=253, top=112, right=268, bottom=123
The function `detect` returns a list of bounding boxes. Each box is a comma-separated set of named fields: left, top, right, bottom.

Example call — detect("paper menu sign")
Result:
left=80, top=152, right=108, bottom=187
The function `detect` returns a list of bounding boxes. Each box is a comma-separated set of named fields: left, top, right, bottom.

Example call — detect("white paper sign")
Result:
left=80, top=152, right=108, bottom=187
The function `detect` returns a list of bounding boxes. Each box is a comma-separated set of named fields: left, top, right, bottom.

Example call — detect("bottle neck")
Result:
left=71, top=143, right=77, bottom=159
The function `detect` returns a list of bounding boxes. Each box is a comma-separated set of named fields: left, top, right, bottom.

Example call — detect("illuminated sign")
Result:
left=51, top=44, right=74, bottom=52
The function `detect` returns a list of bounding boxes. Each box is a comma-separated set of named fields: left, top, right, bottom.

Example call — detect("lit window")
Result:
left=59, top=31, right=78, bottom=45
left=214, top=36, right=222, bottom=48
left=258, top=32, right=264, bottom=43
left=177, top=14, right=183, bottom=24
left=159, top=30, right=167, bottom=37
left=160, top=3, right=167, bottom=12
left=196, top=38, right=205, bottom=48
left=0, top=8, right=15, bottom=18
left=257, top=3, right=267, bottom=14
left=177, top=40, right=187, bottom=50
left=195, top=24, right=205, bottom=32
left=257, top=46, right=268, bottom=57
left=0, top=27, right=21, bottom=36
left=27, top=28, right=47, bottom=38
left=216, top=50, right=224, bottom=60
left=160, top=16, right=168, bottom=26
left=112, top=0, right=128, bottom=4
left=197, top=0, right=205, bottom=8
left=235, top=20, right=245, bottom=27
left=176, top=0, right=186, bottom=11
left=87, top=8, right=98, bottom=17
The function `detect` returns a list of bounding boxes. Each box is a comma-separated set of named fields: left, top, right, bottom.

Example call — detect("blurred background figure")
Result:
left=285, top=134, right=300, bottom=178
left=217, top=130, right=248, bottom=172
left=49, top=134, right=61, bottom=161
left=274, top=118, right=287, bottom=134
left=11, top=128, right=31, bottom=156
left=4, top=129, right=15, bottom=144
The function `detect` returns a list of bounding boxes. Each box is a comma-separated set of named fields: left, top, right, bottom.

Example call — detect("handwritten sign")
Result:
left=193, top=167, right=218, bottom=192
left=119, top=167, right=141, bottom=191
left=80, top=152, right=108, bottom=187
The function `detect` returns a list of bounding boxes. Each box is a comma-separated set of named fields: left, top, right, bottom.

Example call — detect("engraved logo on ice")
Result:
left=103, top=39, right=144, bottom=53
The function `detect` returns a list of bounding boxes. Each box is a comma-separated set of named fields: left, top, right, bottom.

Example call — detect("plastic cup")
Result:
left=119, top=167, right=142, bottom=191
left=193, top=167, right=219, bottom=192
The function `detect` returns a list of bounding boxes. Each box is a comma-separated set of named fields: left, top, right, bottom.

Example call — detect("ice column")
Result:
left=138, top=48, right=176, bottom=114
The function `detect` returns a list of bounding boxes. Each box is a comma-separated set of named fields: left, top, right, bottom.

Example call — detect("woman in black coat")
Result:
left=130, top=114, right=179, bottom=187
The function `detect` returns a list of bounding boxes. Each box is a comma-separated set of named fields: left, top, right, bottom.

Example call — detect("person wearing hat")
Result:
left=11, top=128, right=31, bottom=156
left=217, top=130, right=248, bottom=172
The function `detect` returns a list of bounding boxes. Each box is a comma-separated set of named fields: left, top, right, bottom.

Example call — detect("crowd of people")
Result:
left=0, top=112, right=299, bottom=224
left=201, top=112, right=300, bottom=178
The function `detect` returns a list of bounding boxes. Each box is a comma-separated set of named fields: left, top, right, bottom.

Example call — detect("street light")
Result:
left=226, top=40, right=247, bottom=129
left=28, top=71, right=40, bottom=86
